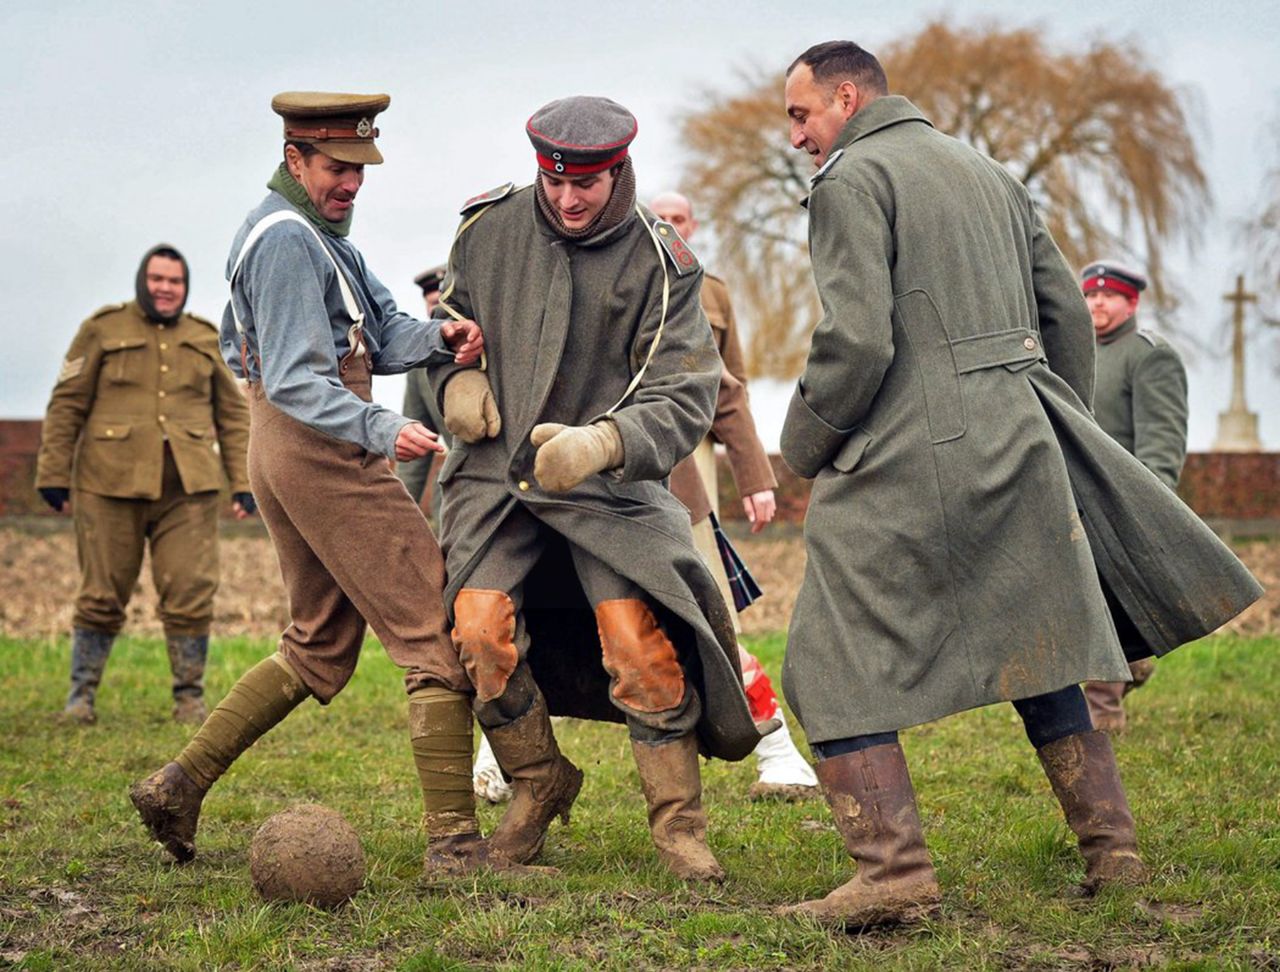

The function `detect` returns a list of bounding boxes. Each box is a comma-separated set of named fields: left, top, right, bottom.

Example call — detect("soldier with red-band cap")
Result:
left=1079, top=260, right=1188, bottom=733
left=425, top=95, right=762, bottom=882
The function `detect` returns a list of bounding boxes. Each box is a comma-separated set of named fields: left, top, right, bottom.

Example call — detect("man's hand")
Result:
left=232, top=492, right=257, bottom=520
left=439, top=319, right=484, bottom=365
left=742, top=489, right=777, bottom=534
left=39, top=487, right=70, bottom=514
left=443, top=370, right=501, bottom=443
left=531, top=421, right=624, bottom=493
left=395, top=422, right=446, bottom=462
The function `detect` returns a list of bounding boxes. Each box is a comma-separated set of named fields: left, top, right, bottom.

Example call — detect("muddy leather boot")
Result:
left=1037, top=730, right=1149, bottom=893
left=630, top=735, right=725, bottom=882
left=60, top=628, right=115, bottom=724
left=485, top=692, right=583, bottom=865
left=167, top=634, right=209, bottom=725
left=781, top=742, right=941, bottom=928
left=131, top=654, right=308, bottom=863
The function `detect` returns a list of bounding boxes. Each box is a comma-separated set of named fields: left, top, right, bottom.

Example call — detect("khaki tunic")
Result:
left=36, top=300, right=250, bottom=635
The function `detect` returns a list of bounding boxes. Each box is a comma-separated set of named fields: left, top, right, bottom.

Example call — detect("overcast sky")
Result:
left=3, top=0, right=1277, bottom=451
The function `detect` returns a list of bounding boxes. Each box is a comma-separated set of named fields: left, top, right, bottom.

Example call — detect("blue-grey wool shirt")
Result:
left=220, top=191, right=455, bottom=458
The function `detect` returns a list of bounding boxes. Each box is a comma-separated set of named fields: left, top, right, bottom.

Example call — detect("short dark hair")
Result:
left=787, top=41, right=888, bottom=95
left=282, top=139, right=321, bottom=163
left=149, top=246, right=183, bottom=263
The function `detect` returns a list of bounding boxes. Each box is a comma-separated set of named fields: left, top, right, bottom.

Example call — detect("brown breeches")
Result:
left=246, top=384, right=467, bottom=703
left=73, top=445, right=219, bottom=636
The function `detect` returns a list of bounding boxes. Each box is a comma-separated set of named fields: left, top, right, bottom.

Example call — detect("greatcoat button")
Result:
left=518, top=481, right=530, bottom=491
left=1023, top=337, right=1037, bottom=351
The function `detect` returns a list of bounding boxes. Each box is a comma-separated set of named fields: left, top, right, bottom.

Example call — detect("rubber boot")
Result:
left=780, top=742, right=941, bottom=928
left=167, top=634, right=209, bottom=725
left=631, top=734, right=725, bottom=882
left=473, top=733, right=513, bottom=804
left=749, top=710, right=819, bottom=801
left=130, top=654, right=308, bottom=862
left=484, top=690, right=583, bottom=865
left=1037, top=730, right=1149, bottom=893
left=60, top=627, right=114, bottom=724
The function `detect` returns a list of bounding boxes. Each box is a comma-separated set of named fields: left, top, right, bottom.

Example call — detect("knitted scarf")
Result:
left=534, top=157, right=636, bottom=242
left=267, top=163, right=353, bottom=238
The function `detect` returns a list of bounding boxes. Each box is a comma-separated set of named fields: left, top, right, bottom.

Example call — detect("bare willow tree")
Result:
left=679, top=20, right=1210, bottom=378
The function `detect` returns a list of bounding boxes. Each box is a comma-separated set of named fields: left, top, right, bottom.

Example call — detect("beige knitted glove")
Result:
left=442, top=369, right=501, bottom=443
left=531, top=420, right=624, bottom=492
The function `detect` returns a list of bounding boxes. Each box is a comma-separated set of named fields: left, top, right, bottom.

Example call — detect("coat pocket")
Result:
left=831, top=428, right=872, bottom=473
left=100, top=338, right=149, bottom=385
left=436, top=444, right=469, bottom=485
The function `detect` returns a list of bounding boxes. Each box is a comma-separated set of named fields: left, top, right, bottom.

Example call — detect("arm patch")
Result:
left=460, top=182, right=515, bottom=214
left=57, top=356, right=85, bottom=383
left=653, top=220, right=699, bottom=276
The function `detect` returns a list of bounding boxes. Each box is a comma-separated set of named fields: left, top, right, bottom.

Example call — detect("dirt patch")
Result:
left=1, top=521, right=1273, bottom=640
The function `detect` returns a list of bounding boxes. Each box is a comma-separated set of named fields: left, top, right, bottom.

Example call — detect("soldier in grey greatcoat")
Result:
left=776, top=42, right=1260, bottom=929
left=427, top=96, right=761, bottom=882
left=1079, top=261, right=1188, bottom=732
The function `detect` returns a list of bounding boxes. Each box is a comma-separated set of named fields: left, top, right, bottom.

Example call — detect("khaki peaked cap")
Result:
left=272, top=91, right=390, bottom=164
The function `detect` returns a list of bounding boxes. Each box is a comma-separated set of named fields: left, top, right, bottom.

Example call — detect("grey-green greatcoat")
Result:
left=779, top=96, right=1262, bottom=743
left=428, top=185, right=759, bottom=761
left=1094, top=317, right=1187, bottom=489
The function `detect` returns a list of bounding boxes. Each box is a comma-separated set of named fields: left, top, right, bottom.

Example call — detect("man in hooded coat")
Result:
left=36, top=244, right=254, bottom=726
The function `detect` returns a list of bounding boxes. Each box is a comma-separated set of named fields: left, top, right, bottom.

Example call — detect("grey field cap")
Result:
left=526, top=96, right=638, bottom=174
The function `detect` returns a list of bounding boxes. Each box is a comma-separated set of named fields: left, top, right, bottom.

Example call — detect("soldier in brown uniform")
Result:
left=129, top=93, right=504, bottom=877
left=397, top=264, right=450, bottom=524
left=36, top=244, right=253, bottom=726
left=650, top=191, right=817, bottom=799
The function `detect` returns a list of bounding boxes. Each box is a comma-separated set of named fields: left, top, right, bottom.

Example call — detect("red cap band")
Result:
left=1082, top=275, right=1139, bottom=300
left=536, top=146, right=629, bottom=175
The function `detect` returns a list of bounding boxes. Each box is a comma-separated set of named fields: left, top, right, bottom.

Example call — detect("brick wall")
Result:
left=3, top=417, right=1276, bottom=524
left=715, top=449, right=1280, bottom=525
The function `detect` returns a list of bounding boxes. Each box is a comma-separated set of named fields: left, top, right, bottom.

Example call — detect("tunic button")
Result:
left=105, top=429, right=114, bottom=437
left=1023, top=337, right=1037, bottom=351
left=159, top=343, right=168, bottom=350
left=158, top=415, right=167, bottom=422
left=160, top=365, right=169, bottom=372
left=518, top=481, right=530, bottom=491
left=157, top=324, right=165, bottom=331
left=158, top=390, right=166, bottom=398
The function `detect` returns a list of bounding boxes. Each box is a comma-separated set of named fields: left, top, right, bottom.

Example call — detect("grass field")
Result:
left=1, top=632, right=1277, bottom=970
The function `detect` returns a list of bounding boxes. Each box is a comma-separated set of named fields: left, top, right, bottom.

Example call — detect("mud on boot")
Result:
left=484, top=693, right=584, bottom=865
left=780, top=742, right=940, bottom=929
left=631, top=735, right=725, bottom=883
left=129, top=762, right=206, bottom=863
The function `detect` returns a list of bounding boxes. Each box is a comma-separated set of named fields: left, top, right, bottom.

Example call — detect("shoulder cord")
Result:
left=435, top=197, right=670, bottom=413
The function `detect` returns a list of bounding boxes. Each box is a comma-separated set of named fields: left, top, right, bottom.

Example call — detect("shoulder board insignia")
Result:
left=653, top=220, right=699, bottom=276
left=186, top=312, right=217, bottom=330
left=461, top=182, right=515, bottom=214
left=810, top=147, right=845, bottom=184
left=90, top=302, right=126, bottom=320
left=1136, top=330, right=1158, bottom=347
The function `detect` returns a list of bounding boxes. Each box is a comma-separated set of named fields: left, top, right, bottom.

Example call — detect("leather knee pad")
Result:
left=596, top=599, right=685, bottom=714
left=453, top=588, right=519, bottom=704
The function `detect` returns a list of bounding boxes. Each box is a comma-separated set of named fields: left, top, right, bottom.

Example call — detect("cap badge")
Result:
left=356, top=118, right=373, bottom=138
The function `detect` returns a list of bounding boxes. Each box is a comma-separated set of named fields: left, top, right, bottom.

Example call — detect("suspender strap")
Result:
left=229, top=209, right=367, bottom=358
